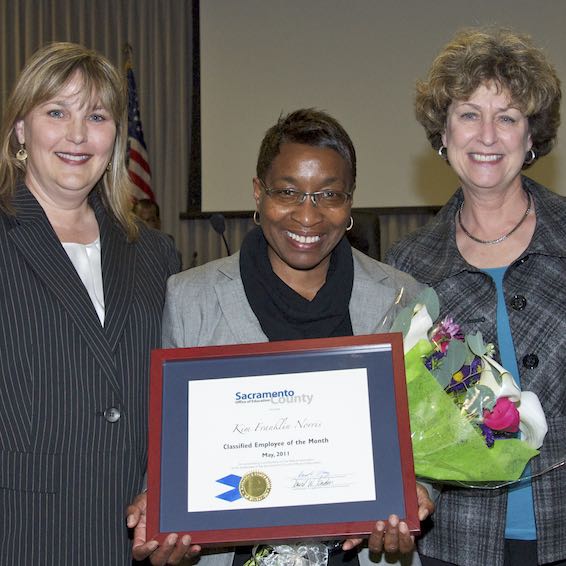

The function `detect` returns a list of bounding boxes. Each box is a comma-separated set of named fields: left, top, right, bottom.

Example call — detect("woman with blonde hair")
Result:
left=0, top=42, right=179, bottom=565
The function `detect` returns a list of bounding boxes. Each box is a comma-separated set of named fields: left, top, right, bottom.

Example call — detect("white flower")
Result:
left=517, top=392, right=548, bottom=449
left=479, top=356, right=521, bottom=402
left=403, top=303, right=433, bottom=352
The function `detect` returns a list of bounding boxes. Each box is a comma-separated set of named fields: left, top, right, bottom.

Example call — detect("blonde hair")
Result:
left=0, top=42, right=138, bottom=238
left=415, top=27, right=561, bottom=165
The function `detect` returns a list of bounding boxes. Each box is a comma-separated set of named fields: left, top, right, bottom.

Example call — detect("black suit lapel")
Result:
left=92, top=193, right=136, bottom=353
left=9, top=185, right=123, bottom=401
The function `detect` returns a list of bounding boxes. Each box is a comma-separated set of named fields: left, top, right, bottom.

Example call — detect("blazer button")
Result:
left=510, top=295, right=527, bottom=310
left=522, top=354, right=539, bottom=369
left=104, top=407, right=121, bottom=423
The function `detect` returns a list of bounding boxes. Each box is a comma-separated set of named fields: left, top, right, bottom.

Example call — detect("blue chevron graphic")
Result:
left=216, top=474, right=242, bottom=502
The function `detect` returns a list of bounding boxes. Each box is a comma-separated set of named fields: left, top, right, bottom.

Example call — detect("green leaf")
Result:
left=466, top=332, right=487, bottom=357
left=476, top=384, right=497, bottom=411
left=443, top=340, right=467, bottom=375
left=391, top=287, right=441, bottom=336
left=432, top=366, right=453, bottom=389
left=462, top=387, right=483, bottom=419
left=417, top=288, right=440, bottom=321
left=464, top=349, right=476, bottom=366
left=390, top=307, right=414, bottom=336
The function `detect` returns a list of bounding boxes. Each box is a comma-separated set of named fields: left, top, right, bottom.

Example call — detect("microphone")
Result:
left=209, top=213, right=231, bottom=256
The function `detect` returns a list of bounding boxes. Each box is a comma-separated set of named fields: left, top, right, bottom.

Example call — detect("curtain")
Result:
left=1, top=0, right=193, bottom=265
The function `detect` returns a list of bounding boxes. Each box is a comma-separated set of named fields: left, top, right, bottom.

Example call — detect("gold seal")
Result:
left=239, top=471, right=271, bottom=502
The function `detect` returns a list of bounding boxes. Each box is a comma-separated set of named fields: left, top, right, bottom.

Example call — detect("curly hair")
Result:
left=0, top=42, right=138, bottom=238
left=415, top=27, right=561, bottom=166
left=256, top=108, right=356, bottom=188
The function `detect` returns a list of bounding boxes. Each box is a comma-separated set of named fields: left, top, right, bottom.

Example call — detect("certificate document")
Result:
left=187, top=368, right=375, bottom=512
left=148, top=334, right=419, bottom=544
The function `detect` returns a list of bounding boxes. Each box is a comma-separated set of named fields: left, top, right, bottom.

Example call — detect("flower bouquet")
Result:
left=391, top=288, right=548, bottom=482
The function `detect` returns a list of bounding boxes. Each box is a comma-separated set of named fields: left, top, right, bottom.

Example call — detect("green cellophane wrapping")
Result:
left=406, top=341, right=539, bottom=482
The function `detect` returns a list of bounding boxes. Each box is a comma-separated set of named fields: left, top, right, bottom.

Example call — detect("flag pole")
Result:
left=123, top=43, right=133, bottom=70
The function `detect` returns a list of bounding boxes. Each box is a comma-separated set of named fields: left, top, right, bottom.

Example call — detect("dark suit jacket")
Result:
left=0, top=184, right=180, bottom=565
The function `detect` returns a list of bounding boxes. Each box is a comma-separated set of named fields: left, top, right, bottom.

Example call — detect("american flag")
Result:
left=125, top=55, right=155, bottom=201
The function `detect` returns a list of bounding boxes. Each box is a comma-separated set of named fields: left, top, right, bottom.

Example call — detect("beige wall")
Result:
left=201, top=0, right=566, bottom=211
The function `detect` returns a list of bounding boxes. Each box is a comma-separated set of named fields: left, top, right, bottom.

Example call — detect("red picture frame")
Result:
left=148, top=333, right=419, bottom=545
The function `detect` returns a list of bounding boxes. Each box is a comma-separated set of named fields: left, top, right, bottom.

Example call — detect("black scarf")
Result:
left=240, top=227, right=354, bottom=341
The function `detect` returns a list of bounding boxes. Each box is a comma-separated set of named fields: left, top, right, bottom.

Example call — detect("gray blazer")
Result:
left=163, top=246, right=424, bottom=566
left=0, top=185, right=180, bottom=565
left=163, top=247, right=424, bottom=348
left=386, top=177, right=566, bottom=566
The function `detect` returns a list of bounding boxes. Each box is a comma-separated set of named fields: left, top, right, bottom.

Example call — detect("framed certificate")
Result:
left=147, top=333, right=419, bottom=545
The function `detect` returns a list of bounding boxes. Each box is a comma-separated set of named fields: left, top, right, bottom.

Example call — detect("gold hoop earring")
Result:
left=16, top=144, right=28, bottom=162
left=346, top=216, right=354, bottom=231
left=253, top=210, right=260, bottom=226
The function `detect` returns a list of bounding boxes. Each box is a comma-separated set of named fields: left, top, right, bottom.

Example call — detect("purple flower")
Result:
left=446, top=356, right=482, bottom=393
left=431, top=317, right=464, bottom=352
left=424, top=349, right=446, bottom=371
left=480, top=423, right=495, bottom=448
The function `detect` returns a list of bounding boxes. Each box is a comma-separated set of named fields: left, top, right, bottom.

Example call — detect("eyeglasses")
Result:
left=260, top=182, right=353, bottom=208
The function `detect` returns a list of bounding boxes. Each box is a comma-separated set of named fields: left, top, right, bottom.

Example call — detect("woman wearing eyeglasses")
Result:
left=128, top=108, right=434, bottom=565
left=163, top=108, right=426, bottom=345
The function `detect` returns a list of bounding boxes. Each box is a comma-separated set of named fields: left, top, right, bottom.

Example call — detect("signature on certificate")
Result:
left=291, top=470, right=348, bottom=489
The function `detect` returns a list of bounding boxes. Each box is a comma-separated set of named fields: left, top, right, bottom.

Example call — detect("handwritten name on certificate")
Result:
left=187, top=368, right=375, bottom=512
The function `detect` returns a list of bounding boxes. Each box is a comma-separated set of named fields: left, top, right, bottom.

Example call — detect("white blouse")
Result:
left=62, top=238, right=105, bottom=326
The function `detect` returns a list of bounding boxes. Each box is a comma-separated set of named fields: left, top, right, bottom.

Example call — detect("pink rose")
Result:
left=483, top=397, right=520, bottom=432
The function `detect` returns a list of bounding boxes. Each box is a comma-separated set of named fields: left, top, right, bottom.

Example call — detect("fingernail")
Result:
left=389, top=515, right=399, bottom=527
left=167, top=533, right=178, bottom=545
left=182, top=535, right=191, bottom=546
left=376, top=521, right=385, bottom=532
left=400, top=522, right=409, bottom=534
left=126, top=514, right=134, bottom=527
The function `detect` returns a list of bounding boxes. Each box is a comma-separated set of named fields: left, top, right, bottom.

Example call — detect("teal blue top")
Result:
left=482, top=266, right=536, bottom=540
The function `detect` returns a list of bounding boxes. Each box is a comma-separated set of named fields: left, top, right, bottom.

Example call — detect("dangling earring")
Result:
left=106, top=161, right=112, bottom=171
left=253, top=210, right=260, bottom=226
left=16, top=144, right=28, bottom=162
left=524, top=148, right=536, bottom=165
left=437, top=145, right=447, bottom=160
